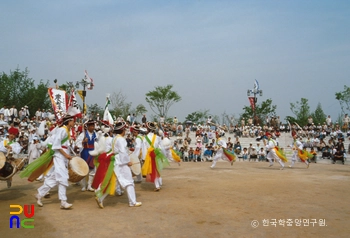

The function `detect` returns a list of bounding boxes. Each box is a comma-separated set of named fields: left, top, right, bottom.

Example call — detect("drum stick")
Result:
left=69, top=146, right=77, bottom=156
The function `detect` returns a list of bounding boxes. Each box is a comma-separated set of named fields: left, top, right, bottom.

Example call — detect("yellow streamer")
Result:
left=109, top=173, right=116, bottom=196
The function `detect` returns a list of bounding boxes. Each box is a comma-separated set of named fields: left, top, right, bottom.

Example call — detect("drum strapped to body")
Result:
left=0, top=152, right=28, bottom=181
left=68, top=157, right=89, bottom=183
left=129, top=154, right=141, bottom=176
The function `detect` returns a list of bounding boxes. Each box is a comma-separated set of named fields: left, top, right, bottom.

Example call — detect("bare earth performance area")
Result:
left=1, top=150, right=349, bottom=237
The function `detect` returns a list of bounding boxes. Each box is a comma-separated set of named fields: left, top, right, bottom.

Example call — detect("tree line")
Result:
left=1, top=68, right=348, bottom=127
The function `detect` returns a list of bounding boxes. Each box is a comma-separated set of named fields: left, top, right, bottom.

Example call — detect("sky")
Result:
left=1, top=0, right=349, bottom=123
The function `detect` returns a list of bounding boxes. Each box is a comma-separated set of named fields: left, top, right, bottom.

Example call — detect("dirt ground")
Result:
left=1, top=160, right=350, bottom=238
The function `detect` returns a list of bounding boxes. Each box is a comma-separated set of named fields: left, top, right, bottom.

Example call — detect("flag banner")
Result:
left=254, top=79, right=260, bottom=91
left=67, top=88, right=82, bottom=118
left=48, top=88, right=68, bottom=121
left=84, top=70, right=94, bottom=90
left=248, top=97, right=255, bottom=111
left=103, top=96, right=114, bottom=125
left=77, top=90, right=84, bottom=100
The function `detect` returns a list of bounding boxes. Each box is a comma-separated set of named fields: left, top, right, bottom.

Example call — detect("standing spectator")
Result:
left=248, top=117, right=253, bottom=126
left=307, top=116, right=313, bottom=126
left=241, top=118, right=245, bottom=127
left=0, top=106, right=4, bottom=120
left=3, top=106, right=10, bottom=122
left=276, top=116, right=281, bottom=128
left=342, top=114, right=349, bottom=132
left=130, top=113, right=135, bottom=124
left=326, top=115, right=332, bottom=127
left=35, top=108, right=41, bottom=121
left=141, top=114, right=147, bottom=124
left=265, top=116, right=270, bottom=127
left=19, top=107, right=25, bottom=120
left=23, top=105, right=30, bottom=119
left=185, top=125, right=190, bottom=138
left=41, top=109, right=47, bottom=119
left=207, top=116, right=212, bottom=124
left=9, top=105, right=18, bottom=122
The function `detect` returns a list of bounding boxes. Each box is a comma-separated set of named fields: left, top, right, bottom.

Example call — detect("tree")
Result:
left=88, top=103, right=103, bottom=119
left=310, top=103, right=326, bottom=126
left=145, top=85, right=181, bottom=119
left=335, top=85, right=350, bottom=114
left=0, top=68, right=51, bottom=117
left=240, top=99, right=277, bottom=126
left=289, top=98, right=310, bottom=126
left=130, top=104, right=147, bottom=123
left=109, top=90, right=146, bottom=120
left=184, top=110, right=209, bottom=125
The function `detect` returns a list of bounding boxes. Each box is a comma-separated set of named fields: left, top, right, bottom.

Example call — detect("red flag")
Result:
left=248, top=97, right=255, bottom=111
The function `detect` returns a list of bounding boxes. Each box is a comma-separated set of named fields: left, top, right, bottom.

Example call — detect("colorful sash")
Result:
left=142, top=134, right=168, bottom=182
left=270, top=139, right=288, bottom=163
left=223, top=148, right=236, bottom=162
left=93, top=152, right=116, bottom=197
left=20, top=136, right=69, bottom=181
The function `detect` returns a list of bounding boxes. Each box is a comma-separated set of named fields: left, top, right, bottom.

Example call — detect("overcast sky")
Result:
left=1, top=0, right=349, bottom=123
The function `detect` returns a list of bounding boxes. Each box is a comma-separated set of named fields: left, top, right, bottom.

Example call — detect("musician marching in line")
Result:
left=35, top=114, right=75, bottom=209
left=288, top=134, right=310, bottom=168
left=130, top=125, right=143, bottom=183
left=141, top=122, right=168, bottom=192
left=76, top=120, right=97, bottom=192
left=94, top=122, right=142, bottom=208
left=0, top=127, right=22, bottom=188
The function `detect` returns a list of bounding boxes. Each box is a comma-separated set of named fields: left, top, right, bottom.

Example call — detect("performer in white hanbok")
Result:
left=94, top=122, right=141, bottom=208
left=264, top=132, right=286, bottom=170
left=130, top=125, right=143, bottom=183
left=288, top=135, right=310, bottom=168
left=141, top=122, right=168, bottom=192
left=210, top=131, right=235, bottom=168
left=35, top=115, right=75, bottom=209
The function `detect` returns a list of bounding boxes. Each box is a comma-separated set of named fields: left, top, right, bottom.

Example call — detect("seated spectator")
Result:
left=275, top=130, right=281, bottom=138
left=227, top=137, right=233, bottom=148
left=188, top=147, right=194, bottom=162
left=333, top=149, right=345, bottom=164
left=258, top=148, right=266, bottom=162
left=194, top=147, right=202, bottom=162
left=203, top=143, right=214, bottom=160
left=234, top=141, right=242, bottom=155
left=249, top=147, right=258, bottom=162
left=227, top=144, right=235, bottom=154
left=179, top=147, right=186, bottom=161
left=309, top=147, right=317, bottom=163
left=322, top=145, right=332, bottom=159
left=241, top=147, right=248, bottom=161
left=318, top=139, right=326, bottom=152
